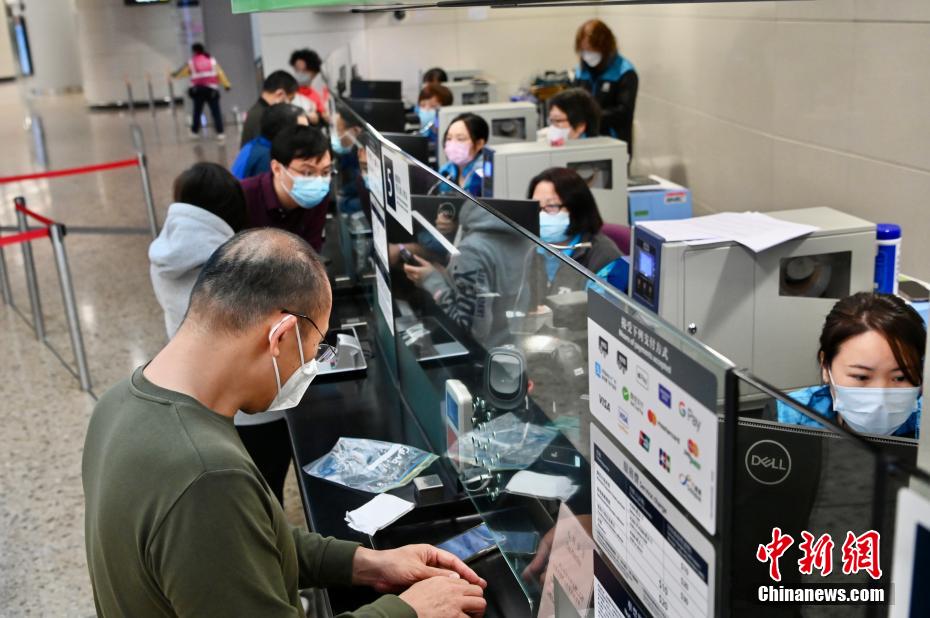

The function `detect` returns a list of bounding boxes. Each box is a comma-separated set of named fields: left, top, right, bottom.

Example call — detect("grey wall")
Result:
left=201, top=1, right=259, bottom=118
left=597, top=0, right=930, bottom=279
left=73, top=0, right=199, bottom=106
left=21, top=0, right=82, bottom=92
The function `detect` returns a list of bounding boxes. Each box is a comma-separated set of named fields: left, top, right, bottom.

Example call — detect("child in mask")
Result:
left=777, top=292, right=925, bottom=437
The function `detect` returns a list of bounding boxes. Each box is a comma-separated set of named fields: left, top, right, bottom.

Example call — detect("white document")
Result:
left=345, top=493, right=414, bottom=536
left=538, top=503, right=595, bottom=618
left=505, top=471, right=578, bottom=502
left=638, top=211, right=818, bottom=253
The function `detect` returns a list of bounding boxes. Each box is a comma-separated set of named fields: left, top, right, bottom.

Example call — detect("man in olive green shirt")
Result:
left=83, top=228, right=487, bottom=617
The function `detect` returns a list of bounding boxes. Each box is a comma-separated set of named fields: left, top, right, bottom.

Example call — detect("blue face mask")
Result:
left=286, top=170, right=331, bottom=209
left=539, top=211, right=570, bottom=243
left=361, top=173, right=370, bottom=189
left=331, top=132, right=353, bottom=155
left=416, top=106, right=436, bottom=131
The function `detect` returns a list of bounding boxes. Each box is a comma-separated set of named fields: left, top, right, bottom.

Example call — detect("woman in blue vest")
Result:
left=777, top=292, right=925, bottom=438
left=572, top=19, right=638, bottom=159
left=438, top=113, right=488, bottom=198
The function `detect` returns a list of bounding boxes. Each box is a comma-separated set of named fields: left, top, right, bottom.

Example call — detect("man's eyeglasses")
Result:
left=280, top=309, right=337, bottom=364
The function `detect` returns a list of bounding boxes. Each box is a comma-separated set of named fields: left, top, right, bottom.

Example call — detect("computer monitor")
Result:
left=345, top=98, right=406, bottom=133
left=381, top=133, right=430, bottom=167
left=410, top=196, right=539, bottom=237
left=350, top=79, right=402, bottom=100
left=730, top=417, right=916, bottom=612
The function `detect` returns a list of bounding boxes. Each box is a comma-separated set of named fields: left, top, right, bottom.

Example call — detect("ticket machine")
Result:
left=481, top=137, right=630, bottom=225
left=630, top=207, right=876, bottom=390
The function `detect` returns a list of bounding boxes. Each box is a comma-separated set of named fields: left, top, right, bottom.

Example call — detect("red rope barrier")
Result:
left=14, top=203, right=54, bottom=227
left=0, top=227, right=50, bottom=248
left=0, top=157, right=139, bottom=185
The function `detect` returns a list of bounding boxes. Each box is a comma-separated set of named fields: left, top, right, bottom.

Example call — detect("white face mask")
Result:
left=265, top=317, right=320, bottom=412
left=581, top=51, right=603, bottom=67
left=829, top=370, right=919, bottom=435
left=547, top=125, right=571, bottom=147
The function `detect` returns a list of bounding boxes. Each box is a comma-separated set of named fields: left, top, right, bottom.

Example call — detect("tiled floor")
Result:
left=0, top=84, right=305, bottom=617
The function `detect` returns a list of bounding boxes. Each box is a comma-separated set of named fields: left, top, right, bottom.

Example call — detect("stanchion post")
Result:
left=130, top=125, right=158, bottom=238
left=146, top=72, right=156, bottom=117
left=14, top=196, right=45, bottom=341
left=137, top=151, right=158, bottom=239
left=49, top=223, right=92, bottom=392
left=0, top=245, right=12, bottom=305
left=167, top=76, right=177, bottom=117
left=125, top=79, right=135, bottom=115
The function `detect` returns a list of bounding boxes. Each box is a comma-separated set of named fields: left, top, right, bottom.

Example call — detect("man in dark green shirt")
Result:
left=83, top=228, right=487, bottom=617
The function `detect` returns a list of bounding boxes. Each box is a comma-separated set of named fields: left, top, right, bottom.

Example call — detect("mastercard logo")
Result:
left=647, top=410, right=657, bottom=425
left=688, top=439, right=700, bottom=457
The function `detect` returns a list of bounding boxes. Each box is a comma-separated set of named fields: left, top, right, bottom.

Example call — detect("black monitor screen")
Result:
left=350, top=80, right=402, bottom=100
left=381, top=133, right=429, bottom=167
left=404, top=196, right=539, bottom=239
left=345, top=98, right=406, bottom=133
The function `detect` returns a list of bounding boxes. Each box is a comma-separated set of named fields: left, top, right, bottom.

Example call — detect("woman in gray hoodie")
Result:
left=149, top=162, right=247, bottom=337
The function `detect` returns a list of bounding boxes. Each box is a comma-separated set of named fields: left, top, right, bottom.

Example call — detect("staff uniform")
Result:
left=174, top=53, right=230, bottom=136
left=438, top=153, right=485, bottom=198
left=573, top=53, right=638, bottom=157
left=776, top=385, right=922, bottom=438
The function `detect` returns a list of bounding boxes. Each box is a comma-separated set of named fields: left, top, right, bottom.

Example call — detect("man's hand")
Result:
left=398, top=575, right=486, bottom=618
left=353, top=545, right=487, bottom=593
left=403, top=255, right=436, bottom=286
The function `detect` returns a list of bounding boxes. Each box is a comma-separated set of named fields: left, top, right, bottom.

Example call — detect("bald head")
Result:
left=186, top=228, right=330, bottom=334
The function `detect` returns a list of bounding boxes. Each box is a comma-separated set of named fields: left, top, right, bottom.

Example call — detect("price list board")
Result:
left=592, top=424, right=715, bottom=618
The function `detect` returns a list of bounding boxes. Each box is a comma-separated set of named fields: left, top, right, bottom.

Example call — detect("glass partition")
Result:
left=320, top=63, right=929, bottom=616
left=728, top=369, right=927, bottom=617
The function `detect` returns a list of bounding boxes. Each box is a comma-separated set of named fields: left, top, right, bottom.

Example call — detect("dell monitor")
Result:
left=350, top=79, right=402, bottom=100
left=345, top=98, right=406, bottom=133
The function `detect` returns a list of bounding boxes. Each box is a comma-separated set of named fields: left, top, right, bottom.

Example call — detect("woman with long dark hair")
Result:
left=777, top=292, right=925, bottom=437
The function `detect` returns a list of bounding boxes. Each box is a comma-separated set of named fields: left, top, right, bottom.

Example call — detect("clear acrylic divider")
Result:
left=322, top=86, right=930, bottom=617
left=728, top=369, right=928, bottom=617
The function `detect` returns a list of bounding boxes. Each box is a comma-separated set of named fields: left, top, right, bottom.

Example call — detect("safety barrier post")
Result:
left=14, top=196, right=45, bottom=341
left=125, top=79, right=135, bottom=115
left=167, top=77, right=177, bottom=117
left=0, top=245, right=11, bottom=304
left=146, top=73, right=156, bottom=117
left=49, top=223, right=92, bottom=392
left=130, top=124, right=159, bottom=239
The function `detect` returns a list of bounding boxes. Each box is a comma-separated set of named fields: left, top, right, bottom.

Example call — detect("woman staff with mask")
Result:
left=777, top=292, right=925, bottom=437
left=438, top=113, right=489, bottom=198
left=572, top=19, right=638, bottom=159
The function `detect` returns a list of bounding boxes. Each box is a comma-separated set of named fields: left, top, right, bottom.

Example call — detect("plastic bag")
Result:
left=304, top=437, right=438, bottom=493
left=448, top=412, right=558, bottom=471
